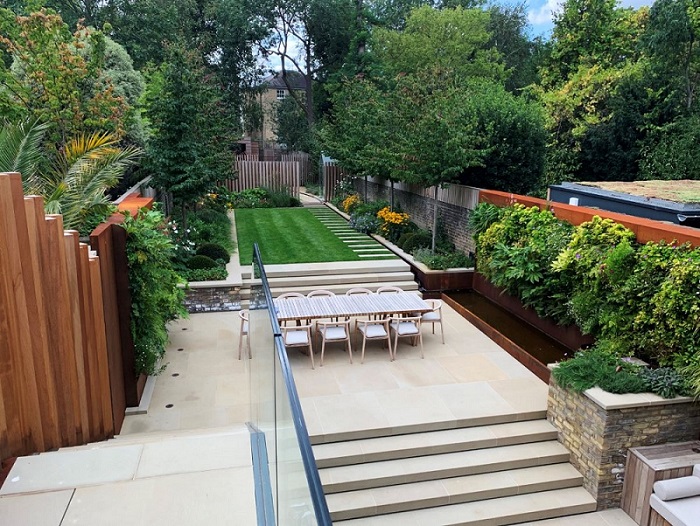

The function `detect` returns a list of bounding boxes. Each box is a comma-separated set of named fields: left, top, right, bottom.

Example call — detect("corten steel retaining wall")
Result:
left=547, top=378, right=700, bottom=510
left=0, top=172, right=115, bottom=460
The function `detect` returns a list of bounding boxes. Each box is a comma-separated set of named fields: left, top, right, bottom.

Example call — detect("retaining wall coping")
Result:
left=583, top=387, right=695, bottom=410
left=181, top=280, right=242, bottom=289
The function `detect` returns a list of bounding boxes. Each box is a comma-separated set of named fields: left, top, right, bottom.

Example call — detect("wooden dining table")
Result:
left=274, top=292, right=431, bottom=323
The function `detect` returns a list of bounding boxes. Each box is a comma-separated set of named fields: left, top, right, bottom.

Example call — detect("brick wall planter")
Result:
left=547, top=377, right=700, bottom=510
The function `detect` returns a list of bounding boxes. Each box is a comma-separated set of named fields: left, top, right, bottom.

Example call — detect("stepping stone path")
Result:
left=308, top=208, right=395, bottom=260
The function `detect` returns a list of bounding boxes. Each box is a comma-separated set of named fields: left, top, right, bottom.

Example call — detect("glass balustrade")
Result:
left=247, top=245, right=331, bottom=525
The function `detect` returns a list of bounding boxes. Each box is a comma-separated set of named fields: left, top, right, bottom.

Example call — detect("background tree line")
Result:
left=2, top=0, right=699, bottom=215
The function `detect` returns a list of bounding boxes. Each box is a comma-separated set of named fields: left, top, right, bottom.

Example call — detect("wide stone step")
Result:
left=327, top=463, right=585, bottom=521
left=265, top=271, right=416, bottom=289
left=314, top=420, right=558, bottom=469
left=241, top=260, right=410, bottom=279
left=309, top=410, right=547, bottom=445
left=320, top=441, right=571, bottom=493
left=333, top=486, right=597, bottom=525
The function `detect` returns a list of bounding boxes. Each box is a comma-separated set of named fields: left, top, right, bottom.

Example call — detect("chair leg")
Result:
left=347, top=338, right=353, bottom=364
left=439, top=321, right=444, bottom=344
left=247, top=334, right=252, bottom=359
left=238, top=331, right=243, bottom=360
left=418, top=332, right=424, bottom=359
left=308, top=341, right=315, bottom=369
left=320, top=336, right=326, bottom=367
left=392, top=333, right=398, bottom=361
left=361, top=337, right=367, bottom=364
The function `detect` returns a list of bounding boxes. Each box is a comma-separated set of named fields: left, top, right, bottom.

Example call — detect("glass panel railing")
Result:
left=248, top=244, right=331, bottom=526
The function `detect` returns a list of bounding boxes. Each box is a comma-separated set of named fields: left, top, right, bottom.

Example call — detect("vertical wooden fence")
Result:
left=322, top=161, right=347, bottom=202
left=0, top=172, right=114, bottom=461
left=225, top=160, right=300, bottom=197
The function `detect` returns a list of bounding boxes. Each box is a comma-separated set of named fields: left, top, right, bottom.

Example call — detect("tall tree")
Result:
left=0, top=10, right=129, bottom=148
left=144, top=42, right=233, bottom=224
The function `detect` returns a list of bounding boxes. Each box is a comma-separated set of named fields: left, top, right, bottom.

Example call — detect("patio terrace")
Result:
left=0, top=304, right=637, bottom=525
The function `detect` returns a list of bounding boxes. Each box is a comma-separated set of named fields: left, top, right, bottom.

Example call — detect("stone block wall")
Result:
left=547, top=379, right=700, bottom=510
left=182, top=286, right=241, bottom=313
left=354, top=179, right=476, bottom=254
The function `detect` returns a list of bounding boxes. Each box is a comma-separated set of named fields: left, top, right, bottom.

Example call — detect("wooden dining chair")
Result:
left=421, top=299, right=444, bottom=344
left=376, top=286, right=403, bottom=294
left=355, top=319, right=393, bottom=363
left=307, top=289, right=336, bottom=298
left=316, top=319, right=352, bottom=366
left=276, top=292, right=305, bottom=326
left=281, top=324, right=315, bottom=369
left=389, top=316, right=424, bottom=359
left=238, top=310, right=251, bottom=360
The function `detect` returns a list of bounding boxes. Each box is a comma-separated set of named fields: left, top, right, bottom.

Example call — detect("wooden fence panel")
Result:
left=90, top=222, right=127, bottom=433
left=322, top=162, right=347, bottom=202
left=281, top=152, right=311, bottom=184
left=88, top=254, right=115, bottom=437
left=23, top=197, right=61, bottom=451
left=0, top=172, right=115, bottom=460
left=226, top=160, right=300, bottom=197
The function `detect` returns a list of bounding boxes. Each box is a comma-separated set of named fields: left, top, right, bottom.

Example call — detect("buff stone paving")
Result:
left=0, top=306, right=636, bottom=525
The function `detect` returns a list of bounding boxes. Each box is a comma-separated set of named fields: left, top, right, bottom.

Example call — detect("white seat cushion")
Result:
left=242, top=321, right=249, bottom=334
left=650, top=493, right=700, bottom=526
left=323, top=327, right=348, bottom=340
left=422, top=311, right=440, bottom=322
left=285, top=330, right=309, bottom=345
left=694, top=465, right=700, bottom=478
left=359, top=324, right=387, bottom=338
left=654, top=476, right=700, bottom=501
left=391, top=321, right=419, bottom=336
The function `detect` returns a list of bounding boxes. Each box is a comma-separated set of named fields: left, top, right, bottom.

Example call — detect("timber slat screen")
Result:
left=322, top=161, right=346, bottom=201
left=226, top=160, right=300, bottom=197
left=0, top=172, right=115, bottom=461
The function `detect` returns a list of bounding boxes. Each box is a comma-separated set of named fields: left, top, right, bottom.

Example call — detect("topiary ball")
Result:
left=186, top=254, right=219, bottom=270
left=196, top=242, right=229, bottom=262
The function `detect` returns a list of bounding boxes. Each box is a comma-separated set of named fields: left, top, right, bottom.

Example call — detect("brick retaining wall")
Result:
left=355, top=179, right=475, bottom=254
left=182, top=286, right=241, bottom=313
left=547, top=378, right=700, bottom=510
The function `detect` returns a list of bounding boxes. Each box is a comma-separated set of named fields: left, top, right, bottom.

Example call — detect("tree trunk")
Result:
left=431, top=186, right=439, bottom=254
left=364, top=175, right=368, bottom=201
left=390, top=179, right=395, bottom=211
left=181, top=203, right=188, bottom=236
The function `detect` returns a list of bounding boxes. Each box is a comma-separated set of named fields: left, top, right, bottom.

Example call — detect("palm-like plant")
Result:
left=0, top=120, right=142, bottom=234
left=0, top=120, right=50, bottom=190
left=41, top=133, right=142, bottom=232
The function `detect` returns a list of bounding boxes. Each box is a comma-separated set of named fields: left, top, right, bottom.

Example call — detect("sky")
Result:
left=526, top=0, right=653, bottom=38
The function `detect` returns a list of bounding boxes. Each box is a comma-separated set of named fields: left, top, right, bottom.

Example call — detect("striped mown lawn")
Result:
left=234, top=208, right=395, bottom=264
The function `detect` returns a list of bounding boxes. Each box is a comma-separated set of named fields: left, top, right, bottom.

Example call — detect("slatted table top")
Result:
left=275, top=293, right=431, bottom=322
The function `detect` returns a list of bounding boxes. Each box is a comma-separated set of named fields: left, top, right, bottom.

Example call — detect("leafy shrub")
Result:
left=182, top=267, right=228, bottom=281
left=413, top=248, right=473, bottom=270
left=354, top=200, right=390, bottom=217
left=121, top=209, right=187, bottom=375
left=263, top=187, right=301, bottom=208
left=196, top=242, right=229, bottom=262
left=187, top=208, right=234, bottom=252
left=468, top=202, right=504, bottom=242
left=186, top=254, right=219, bottom=270
left=398, top=230, right=432, bottom=252
left=305, top=183, right=321, bottom=196
left=349, top=212, right=380, bottom=234
left=639, top=367, right=691, bottom=399
left=232, top=187, right=301, bottom=208
left=552, top=347, right=647, bottom=394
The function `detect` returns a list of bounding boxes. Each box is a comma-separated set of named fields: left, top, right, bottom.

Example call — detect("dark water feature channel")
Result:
left=447, top=290, right=570, bottom=367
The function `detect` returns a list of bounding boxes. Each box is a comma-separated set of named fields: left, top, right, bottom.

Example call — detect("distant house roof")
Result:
left=261, top=71, right=306, bottom=90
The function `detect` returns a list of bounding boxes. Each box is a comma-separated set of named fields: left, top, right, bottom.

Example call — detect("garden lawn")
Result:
left=236, top=208, right=374, bottom=264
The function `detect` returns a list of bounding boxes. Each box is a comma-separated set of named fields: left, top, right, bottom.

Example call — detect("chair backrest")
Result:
left=376, top=286, right=403, bottom=294
left=239, top=309, right=249, bottom=322
left=346, top=287, right=373, bottom=296
left=426, top=299, right=442, bottom=310
left=307, top=289, right=336, bottom=298
left=278, top=292, right=305, bottom=300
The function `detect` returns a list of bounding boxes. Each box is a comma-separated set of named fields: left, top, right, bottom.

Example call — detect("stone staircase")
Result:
left=312, top=416, right=597, bottom=524
left=240, top=259, right=419, bottom=303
